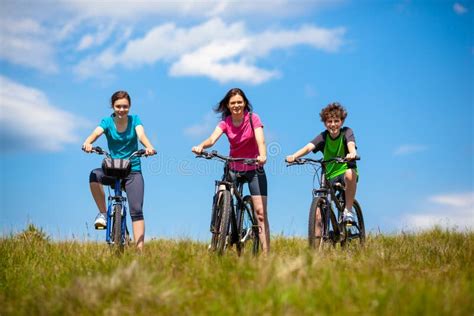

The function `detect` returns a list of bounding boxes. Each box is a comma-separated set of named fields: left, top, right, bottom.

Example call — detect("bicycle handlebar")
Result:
left=286, top=156, right=360, bottom=167
left=84, top=146, right=150, bottom=159
left=195, top=150, right=258, bottom=165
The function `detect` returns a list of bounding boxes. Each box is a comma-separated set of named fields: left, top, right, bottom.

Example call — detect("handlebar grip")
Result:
left=136, top=149, right=146, bottom=156
left=92, top=146, right=104, bottom=154
left=195, top=150, right=211, bottom=159
left=243, top=159, right=258, bottom=165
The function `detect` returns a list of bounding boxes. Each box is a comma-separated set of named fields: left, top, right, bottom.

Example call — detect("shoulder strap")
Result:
left=249, top=111, right=255, bottom=138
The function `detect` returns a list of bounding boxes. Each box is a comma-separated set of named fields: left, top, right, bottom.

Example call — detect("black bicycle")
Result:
left=287, top=157, right=365, bottom=249
left=196, top=150, right=261, bottom=256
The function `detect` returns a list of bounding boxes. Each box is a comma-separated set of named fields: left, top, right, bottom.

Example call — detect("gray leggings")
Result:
left=89, top=168, right=145, bottom=222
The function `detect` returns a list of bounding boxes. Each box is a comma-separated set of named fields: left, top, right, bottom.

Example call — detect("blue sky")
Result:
left=0, top=0, right=472, bottom=241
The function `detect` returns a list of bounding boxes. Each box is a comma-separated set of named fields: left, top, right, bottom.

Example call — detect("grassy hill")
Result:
left=1, top=225, right=473, bottom=315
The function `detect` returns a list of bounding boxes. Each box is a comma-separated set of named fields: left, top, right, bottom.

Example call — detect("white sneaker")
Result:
left=342, top=208, right=355, bottom=224
left=94, top=213, right=107, bottom=230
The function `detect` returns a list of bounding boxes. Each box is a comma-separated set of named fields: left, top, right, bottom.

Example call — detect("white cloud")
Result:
left=402, top=192, right=474, bottom=230
left=76, top=23, right=117, bottom=51
left=0, top=18, right=58, bottom=73
left=63, top=0, right=339, bottom=20
left=183, top=112, right=219, bottom=139
left=0, top=76, right=90, bottom=152
left=394, top=144, right=428, bottom=156
left=169, top=41, right=280, bottom=84
left=0, top=1, right=344, bottom=80
left=453, top=3, right=468, bottom=15
left=429, top=192, right=474, bottom=208
left=74, top=18, right=345, bottom=84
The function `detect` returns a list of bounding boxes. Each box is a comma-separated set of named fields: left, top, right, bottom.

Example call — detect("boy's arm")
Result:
left=286, top=143, right=316, bottom=162
left=82, top=127, right=104, bottom=152
left=344, top=128, right=357, bottom=160
left=346, top=141, right=357, bottom=160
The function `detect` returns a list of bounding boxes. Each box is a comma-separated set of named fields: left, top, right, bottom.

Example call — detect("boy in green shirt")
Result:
left=286, top=102, right=358, bottom=222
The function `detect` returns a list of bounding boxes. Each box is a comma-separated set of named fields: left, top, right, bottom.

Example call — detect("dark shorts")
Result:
left=229, top=167, right=267, bottom=196
left=89, top=168, right=145, bottom=222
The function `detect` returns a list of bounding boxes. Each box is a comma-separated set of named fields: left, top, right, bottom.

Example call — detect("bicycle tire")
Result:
left=240, top=195, right=260, bottom=256
left=216, top=190, right=232, bottom=255
left=112, top=204, right=124, bottom=252
left=308, top=197, right=325, bottom=249
left=327, top=203, right=340, bottom=246
left=209, top=193, right=220, bottom=252
left=348, top=200, right=365, bottom=245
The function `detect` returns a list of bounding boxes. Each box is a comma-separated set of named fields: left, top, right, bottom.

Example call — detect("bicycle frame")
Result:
left=312, top=163, right=345, bottom=220
left=213, top=163, right=258, bottom=242
left=199, top=150, right=260, bottom=255
left=288, top=156, right=362, bottom=246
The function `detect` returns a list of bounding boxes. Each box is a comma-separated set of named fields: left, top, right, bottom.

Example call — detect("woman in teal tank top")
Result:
left=82, top=91, right=156, bottom=251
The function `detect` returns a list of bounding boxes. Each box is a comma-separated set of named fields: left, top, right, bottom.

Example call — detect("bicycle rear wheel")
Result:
left=112, top=204, right=124, bottom=253
left=239, top=195, right=260, bottom=256
left=216, top=190, right=232, bottom=255
left=308, top=197, right=325, bottom=249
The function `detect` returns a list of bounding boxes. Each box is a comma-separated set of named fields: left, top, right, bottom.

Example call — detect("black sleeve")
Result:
left=344, top=127, right=356, bottom=144
left=310, top=132, right=325, bottom=153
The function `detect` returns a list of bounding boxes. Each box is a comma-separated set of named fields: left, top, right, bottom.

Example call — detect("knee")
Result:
left=130, top=209, right=144, bottom=222
left=128, top=199, right=144, bottom=221
left=345, top=169, right=356, bottom=182
left=89, top=172, right=98, bottom=183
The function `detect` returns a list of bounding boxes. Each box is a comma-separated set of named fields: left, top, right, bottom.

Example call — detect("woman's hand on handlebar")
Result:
left=257, top=155, right=267, bottom=165
left=192, top=145, right=204, bottom=155
left=82, top=143, right=93, bottom=153
left=285, top=155, right=296, bottom=163
left=145, top=147, right=157, bottom=156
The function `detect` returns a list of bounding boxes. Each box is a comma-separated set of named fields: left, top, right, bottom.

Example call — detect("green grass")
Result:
left=1, top=225, right=473, bottom=315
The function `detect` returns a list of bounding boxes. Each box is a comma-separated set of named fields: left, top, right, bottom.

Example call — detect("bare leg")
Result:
left=90, top=182, right=106, bottom=213
left=251, top=195, right=270, bottom=254
left=132, top=220, right=145, bottom=251
left=344, top=169, right=357, bottom=211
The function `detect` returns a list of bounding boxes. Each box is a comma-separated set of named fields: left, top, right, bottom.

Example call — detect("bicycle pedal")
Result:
left=95, top=226, right=106, bottom=230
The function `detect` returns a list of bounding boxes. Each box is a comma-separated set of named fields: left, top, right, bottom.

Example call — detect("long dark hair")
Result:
left=214, top=88, right=253, bottom=120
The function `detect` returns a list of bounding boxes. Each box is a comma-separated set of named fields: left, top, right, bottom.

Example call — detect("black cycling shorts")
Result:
left=89, top=168, right=145, bottom=222
left=228, top=167, right=267, bottom=196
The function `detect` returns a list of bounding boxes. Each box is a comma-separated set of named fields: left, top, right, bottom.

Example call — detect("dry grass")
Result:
left=1, top=225, right=473, bottom=315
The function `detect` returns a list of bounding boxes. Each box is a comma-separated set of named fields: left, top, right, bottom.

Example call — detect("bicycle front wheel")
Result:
left=216, top=190, right=232, bottom=255
left=240, top=195, right=260, bottom=256
left=347, top=200, right=366, bottom=245
left=308, top=197, right=325, bottom=249
left=112, top=204, right=124, bottom=252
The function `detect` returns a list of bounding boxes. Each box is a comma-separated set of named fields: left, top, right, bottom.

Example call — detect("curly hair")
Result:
left=319, top=102, right=347, bottom=122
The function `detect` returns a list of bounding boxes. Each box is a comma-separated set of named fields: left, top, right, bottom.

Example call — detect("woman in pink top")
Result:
left=192, top=88, right=270, bottom=253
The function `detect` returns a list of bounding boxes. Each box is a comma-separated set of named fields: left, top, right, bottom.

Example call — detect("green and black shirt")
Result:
left=310, top=127, right=358, bottom=180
